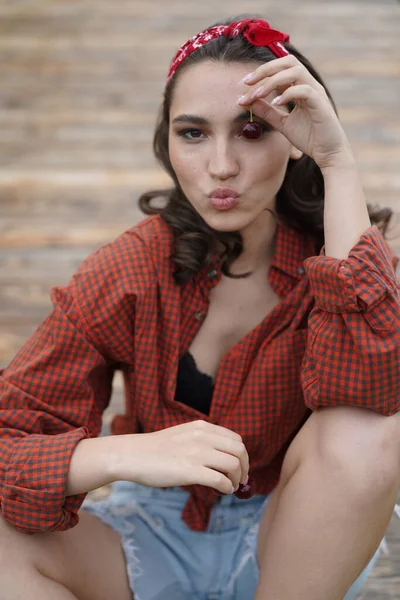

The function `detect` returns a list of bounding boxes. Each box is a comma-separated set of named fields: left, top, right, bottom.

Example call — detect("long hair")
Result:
left=139, top=15, right=392, bottom=284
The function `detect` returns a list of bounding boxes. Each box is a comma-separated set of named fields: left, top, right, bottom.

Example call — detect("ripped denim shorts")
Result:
left=82, top=480, right=380, bottom=600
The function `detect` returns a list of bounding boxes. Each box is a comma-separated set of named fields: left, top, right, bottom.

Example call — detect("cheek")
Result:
left=169, top=139, right=200, bottom=184
left=253, top=140, right=291, bottom=182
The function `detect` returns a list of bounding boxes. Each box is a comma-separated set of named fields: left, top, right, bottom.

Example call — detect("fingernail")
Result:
left=241, top=72, right=254, bottom=84
left=271, top=95, right=283, bottom=106
left=241, top=475, right=249, bottom=486
left=237, top=94, right=247, bottom=104
left=250, top=86, right=263, bottom=101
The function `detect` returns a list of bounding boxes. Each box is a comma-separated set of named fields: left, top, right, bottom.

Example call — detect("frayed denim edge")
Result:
left=225, top=519, right=261, bottom=596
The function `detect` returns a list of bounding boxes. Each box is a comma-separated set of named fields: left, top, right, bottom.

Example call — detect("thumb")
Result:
left=251, top=98, right=288, bottom=134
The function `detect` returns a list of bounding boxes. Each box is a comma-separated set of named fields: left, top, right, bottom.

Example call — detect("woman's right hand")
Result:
left=111, top=420, right=249, bottom=495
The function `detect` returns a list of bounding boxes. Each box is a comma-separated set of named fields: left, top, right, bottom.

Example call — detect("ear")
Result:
left=289, top=146, right=303, bottom=161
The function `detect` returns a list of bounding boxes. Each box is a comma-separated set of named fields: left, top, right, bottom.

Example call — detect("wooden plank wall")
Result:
left=0, top=1, right=399, bottom=597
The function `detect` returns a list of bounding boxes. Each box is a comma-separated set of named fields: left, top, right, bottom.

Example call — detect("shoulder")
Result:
left=116, top=214, right=175, bottom=274
left=73, top=215, right=173, bottom=286
left=50, top=216, right=175, bottom=357
left=55, top=215, right=174, bottom=315
left=129, top=213, right=174, bottom=250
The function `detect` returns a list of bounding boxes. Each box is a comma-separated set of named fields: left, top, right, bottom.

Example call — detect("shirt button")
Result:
left=195, top=311, right=205, bottom=320
left=297, top=266, right=305, bottom=275
left=207, top=268, right=218, bottom=278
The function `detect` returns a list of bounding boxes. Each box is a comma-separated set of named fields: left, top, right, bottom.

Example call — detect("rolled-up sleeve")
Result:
left=301, top=226, right=400, bottom=415
left=0, top=229, right=154, bottom=533
left=0, top=283, right=115, bottom=533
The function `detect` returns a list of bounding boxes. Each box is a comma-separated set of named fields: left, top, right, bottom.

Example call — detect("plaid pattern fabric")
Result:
left=0, top=216, right=398, bottom=533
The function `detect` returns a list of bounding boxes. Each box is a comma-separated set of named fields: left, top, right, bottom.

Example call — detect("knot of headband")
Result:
left=167, top=18, right=290, bottom=83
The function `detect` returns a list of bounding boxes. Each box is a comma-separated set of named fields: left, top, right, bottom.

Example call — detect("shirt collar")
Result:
left=195, top=221, right=317, bottom=291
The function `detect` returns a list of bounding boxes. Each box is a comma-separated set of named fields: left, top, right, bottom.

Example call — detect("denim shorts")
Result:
left=82, top=481, right=380, bottom=600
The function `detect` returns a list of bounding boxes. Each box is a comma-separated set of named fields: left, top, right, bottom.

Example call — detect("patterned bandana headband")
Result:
left=167, top=18, right=290, bottom=84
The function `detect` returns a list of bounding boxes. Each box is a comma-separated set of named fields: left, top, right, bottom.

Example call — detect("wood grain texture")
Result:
left=0, top=1, right=399, bottom=596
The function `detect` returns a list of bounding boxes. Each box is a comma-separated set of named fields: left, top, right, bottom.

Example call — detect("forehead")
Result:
left=170, top=60, right=262, bottom=117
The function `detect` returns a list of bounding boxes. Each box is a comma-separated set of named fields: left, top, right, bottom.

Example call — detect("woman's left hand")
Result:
left=238, top=55, right=351, bottom=169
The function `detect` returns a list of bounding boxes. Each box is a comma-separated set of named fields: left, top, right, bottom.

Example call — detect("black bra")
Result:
left=175, top=352, right=214, bottom=415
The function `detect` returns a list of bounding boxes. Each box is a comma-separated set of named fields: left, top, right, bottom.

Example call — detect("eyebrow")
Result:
left=171, top=110, right=266, bottom=126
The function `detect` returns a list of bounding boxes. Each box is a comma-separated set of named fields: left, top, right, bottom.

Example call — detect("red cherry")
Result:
left=242, top=122, right=263, bottom=139
left=234, top=476, right=254, bottom=499
left=212, top=475, right=254, bottom=498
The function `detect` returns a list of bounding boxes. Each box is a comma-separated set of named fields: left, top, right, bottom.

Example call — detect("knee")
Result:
left=312, top=406, right=400, bottom=498
left=283, top=407, right=400, bottom=503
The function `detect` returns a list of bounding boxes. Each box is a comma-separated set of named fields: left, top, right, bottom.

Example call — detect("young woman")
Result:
left=0, top=15, right=399, bottom=600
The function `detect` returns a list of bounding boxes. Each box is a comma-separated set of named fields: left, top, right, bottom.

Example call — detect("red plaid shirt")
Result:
left=0, top=216, right=399, bottom=534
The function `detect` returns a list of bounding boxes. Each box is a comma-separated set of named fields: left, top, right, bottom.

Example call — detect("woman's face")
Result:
left=168, top=60, right=300, bottom=234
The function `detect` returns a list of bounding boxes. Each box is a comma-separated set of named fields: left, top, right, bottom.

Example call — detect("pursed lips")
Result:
left=208, top=187, right=240, bottom=199
left=208, top=188, right=240, bottom=211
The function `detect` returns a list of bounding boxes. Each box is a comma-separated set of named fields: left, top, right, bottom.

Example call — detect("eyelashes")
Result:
left=178, top=128, right=205, bottom=140
left=176, top=122, right=272, bottom=141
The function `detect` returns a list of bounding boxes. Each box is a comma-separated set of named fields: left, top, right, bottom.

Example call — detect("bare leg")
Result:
left=1, top=567, right=79, bottom=600
left=255, top=407, right=400, bottom=600
left=0, top=509, right=133, bottom=600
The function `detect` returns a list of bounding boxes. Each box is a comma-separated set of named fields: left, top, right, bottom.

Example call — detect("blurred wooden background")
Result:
left=0, top=0, right=399, bottom=597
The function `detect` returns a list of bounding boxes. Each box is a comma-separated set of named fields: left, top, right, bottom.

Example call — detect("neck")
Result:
left=230, top=209, right=277, bottom=275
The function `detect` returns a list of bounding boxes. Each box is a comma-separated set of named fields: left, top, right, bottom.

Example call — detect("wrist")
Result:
left=67, top=435, right=119, bottom=496
left=107, top=432, right=143, bottom=482
left=318, top=144, right=357, bottom=173
left=106, top=433, right=127, bottom=481
left=99, top=434, right=124, bottom=482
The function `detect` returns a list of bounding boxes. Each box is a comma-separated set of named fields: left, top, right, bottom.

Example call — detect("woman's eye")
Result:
left=178, top=128, right=205, bottom=140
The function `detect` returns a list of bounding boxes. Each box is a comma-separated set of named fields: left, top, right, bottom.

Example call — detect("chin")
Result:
left=202, top=213, right=250, bottom=233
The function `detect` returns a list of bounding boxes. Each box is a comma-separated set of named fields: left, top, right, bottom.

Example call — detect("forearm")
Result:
left=67, top=421, right=248, bottom=498
left=321, top=146, right=371, bottom=260
left=66, top=432, right=163, bottom=496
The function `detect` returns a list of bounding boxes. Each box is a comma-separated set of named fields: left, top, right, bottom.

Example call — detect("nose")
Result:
left=208, top=138, right=239, bottom=180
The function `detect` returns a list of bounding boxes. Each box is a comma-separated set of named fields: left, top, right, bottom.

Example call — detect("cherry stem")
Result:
left=249, top=106, right=253, bottom=122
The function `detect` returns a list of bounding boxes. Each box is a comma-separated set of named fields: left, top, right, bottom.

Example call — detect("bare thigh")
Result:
left=0, top=508, right=133, bottom=600
left=256, top=407, right=400, bottom=564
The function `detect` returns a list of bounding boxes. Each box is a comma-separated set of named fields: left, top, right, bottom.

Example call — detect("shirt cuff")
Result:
left=304, top=226, right=398, bottom=314
left=2, top=427, right=89, bottom=534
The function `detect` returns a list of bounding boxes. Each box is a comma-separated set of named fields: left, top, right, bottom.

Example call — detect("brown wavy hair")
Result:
left=139, top=14, right=392, bottom=284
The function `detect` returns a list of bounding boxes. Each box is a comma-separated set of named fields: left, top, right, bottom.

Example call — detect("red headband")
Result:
left=167, top=18, right=290, bottom=83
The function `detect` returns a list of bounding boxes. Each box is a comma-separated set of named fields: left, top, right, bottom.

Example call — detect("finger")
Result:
left=245, top=98, right=289, bottom=133
left=270, top=84, right=323, bottom=111
left=186, top=422, right=248, bottom=484
left=242, top=54, right=303, bottom=85
left=239, top=66, right=318, bottom=105
left=189, top=430, right=249, bottom=485
left=202, top=449, right=243, bottom=490
left=189, top=419, right=243, bottom=442
left=210, top=435, right=249, bottom=485
left=195, top=465, right=236, bottom=495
